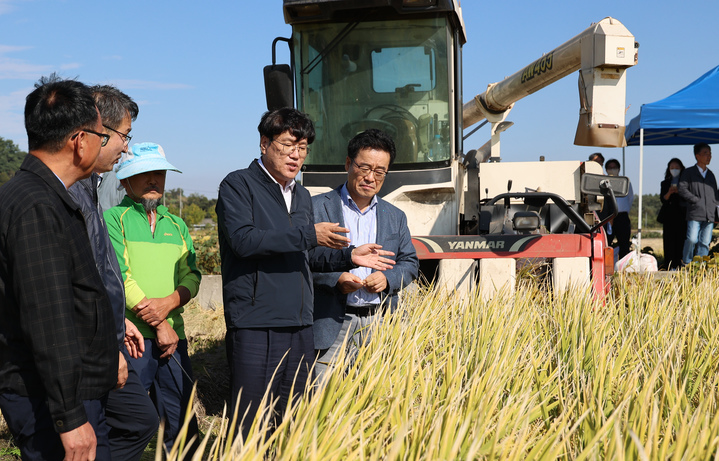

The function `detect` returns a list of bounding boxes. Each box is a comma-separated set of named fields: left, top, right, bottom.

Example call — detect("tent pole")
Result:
left=638, top=129, right=644, bottom=270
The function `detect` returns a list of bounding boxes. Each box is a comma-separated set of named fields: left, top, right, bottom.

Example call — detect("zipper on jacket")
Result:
left=287, top=210, right=304, bottom=319
left=252, top=261, right=258, bottom=306
left=300, top=269, right=304, bottom=321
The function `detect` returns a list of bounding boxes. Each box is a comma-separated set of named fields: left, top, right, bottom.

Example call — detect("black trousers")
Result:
left=131, top=339, right=199, bottom=455
left=105, top=351, right=159, bottom=461
left=0, top=393, right=110, bottom=461
left=608, top=212, right=632, bottom=258
left=226, top=325, right=313, bottom=440
left=662, top=215, right=687, bottom=269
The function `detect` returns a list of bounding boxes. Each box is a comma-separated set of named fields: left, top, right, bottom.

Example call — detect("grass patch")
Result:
left=183, top=302, right=229, bottom=436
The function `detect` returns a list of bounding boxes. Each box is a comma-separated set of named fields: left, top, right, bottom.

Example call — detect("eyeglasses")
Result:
left=272, top=139, right=309, bottom=156
left=351, top=158, right=388, bottom=179
left=103, top=125, right=132, bottom=145
left=72, top=129, right=110, bottom=147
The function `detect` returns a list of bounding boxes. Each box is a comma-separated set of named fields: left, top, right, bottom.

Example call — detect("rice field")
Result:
left=167, top=267, right=719, bottom=460
left=3, top=266, right=718, bottom=460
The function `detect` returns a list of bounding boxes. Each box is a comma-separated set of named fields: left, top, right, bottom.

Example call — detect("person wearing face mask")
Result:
left=605, top=158, right=634, bottom=258
left=678, top=143, right=718, bottom=265
left=658, top=159, right=687, bottom=269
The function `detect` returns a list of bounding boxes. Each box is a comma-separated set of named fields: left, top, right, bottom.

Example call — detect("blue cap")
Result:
left=116, top=142, right=181, bottom=180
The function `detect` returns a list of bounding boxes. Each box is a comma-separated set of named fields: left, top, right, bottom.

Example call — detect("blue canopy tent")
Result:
left=626, top=64, right=719, bottom=146
left=624, top=64, right=719, bottom=262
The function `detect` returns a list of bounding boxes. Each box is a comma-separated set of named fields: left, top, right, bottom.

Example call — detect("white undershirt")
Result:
left=696, top=163, right=708, bottom=178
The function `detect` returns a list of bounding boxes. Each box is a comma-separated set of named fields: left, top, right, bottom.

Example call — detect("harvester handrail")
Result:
left=484, top=192, right=592, bottom=234
left=588, top=182, right=619, bottom=234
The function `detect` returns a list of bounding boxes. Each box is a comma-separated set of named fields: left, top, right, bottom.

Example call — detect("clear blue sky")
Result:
left=1, top=0, right=718, bottom=198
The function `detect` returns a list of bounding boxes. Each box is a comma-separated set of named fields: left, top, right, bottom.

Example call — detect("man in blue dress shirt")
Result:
left=312, top=129, right=419, bottom=381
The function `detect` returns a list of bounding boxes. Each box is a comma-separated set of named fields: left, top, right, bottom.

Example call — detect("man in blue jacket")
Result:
left=312, top=129, right=418, bottom=382
left=68, top=85, right=158, bottom=461
left=216, top=108, right=395, bottom=438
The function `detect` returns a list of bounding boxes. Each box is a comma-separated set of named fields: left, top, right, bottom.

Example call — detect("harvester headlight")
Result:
left=512, top=211, right=541, bottom=232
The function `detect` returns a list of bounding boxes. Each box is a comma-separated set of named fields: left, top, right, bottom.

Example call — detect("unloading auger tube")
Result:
left=462, top=17, right=637, bottom=149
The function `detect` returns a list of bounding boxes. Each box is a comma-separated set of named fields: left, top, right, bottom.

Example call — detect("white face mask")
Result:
left=670, top=168, right=681, bottom=178
left=606, top=168, right=620, bottom=176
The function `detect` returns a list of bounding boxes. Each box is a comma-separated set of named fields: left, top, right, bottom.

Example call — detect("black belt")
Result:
left=345, top=304, right=380, bottom=317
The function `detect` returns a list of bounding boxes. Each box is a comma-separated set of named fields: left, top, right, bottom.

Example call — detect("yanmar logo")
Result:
left=448, top=240, right=504, bottom=250
left=413, top=235, right=540, bottom=254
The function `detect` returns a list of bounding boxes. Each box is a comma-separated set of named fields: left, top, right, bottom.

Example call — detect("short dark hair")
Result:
left=91, top=85, right=138, bottom=129
left=347, top=129, right=397, bottom=167
left=258, top=108, right=315, bottom=144
left=694, top=142, right=711, bottom=156
left=25, top=74, right=98, bottom=152
left=605, top=158, right=621, bottom=170
left=588, top=152, right=605, bottom=163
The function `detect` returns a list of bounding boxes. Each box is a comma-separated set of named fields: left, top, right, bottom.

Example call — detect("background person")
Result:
left=98, top=158, right=131, bottom=211
left=658, top=158, right=687, bottom=269
left=105, top=143, right=202, bottom=454
left=678, top=143, right=718, bottom=264
left=588, top=152, right=605, bottom=167
left=605, top=158, right=634, bottom=259
left=313, top=129, right=418, bottom=382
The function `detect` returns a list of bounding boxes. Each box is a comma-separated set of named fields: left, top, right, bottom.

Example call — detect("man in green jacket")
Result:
left=104, top=142, right=201, bottom=454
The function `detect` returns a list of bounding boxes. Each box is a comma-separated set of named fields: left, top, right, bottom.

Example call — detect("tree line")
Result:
left=0, top=135, right=666, bottom=229
left=163, top=189, right=217, bottom=227
left=0, top=137, right=25, bottom=185
left=629, top=194, right=661, bottom=230
left=1, top=136, right=218, bottom=226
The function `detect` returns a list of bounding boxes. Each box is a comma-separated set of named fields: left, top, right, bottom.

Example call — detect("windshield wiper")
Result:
left=302, top=21, right=360, bottom=75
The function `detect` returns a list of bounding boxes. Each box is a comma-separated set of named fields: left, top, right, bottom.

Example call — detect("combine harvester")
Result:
left=264, top=0, right=635, bottom=299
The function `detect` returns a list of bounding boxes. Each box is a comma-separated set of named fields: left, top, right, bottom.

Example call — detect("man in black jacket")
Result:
left=679, top=143, right=718, bottom=264
left=217, top=108, right=395, bottom=438
left=0, top=76, right=117, bottom=460
left=68, top=85, right=158, bottom=461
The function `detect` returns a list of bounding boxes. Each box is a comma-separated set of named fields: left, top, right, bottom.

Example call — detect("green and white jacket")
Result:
left=104, top=196, right=201, bottom=339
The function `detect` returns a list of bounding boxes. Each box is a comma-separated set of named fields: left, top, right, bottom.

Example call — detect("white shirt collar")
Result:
left=258, top=157, right=294, bottom=212
left=258, top=157, right=295, bottom=192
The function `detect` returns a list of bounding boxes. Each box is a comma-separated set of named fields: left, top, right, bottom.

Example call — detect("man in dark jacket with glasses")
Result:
left=68, top=85, right=158, bottom=461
